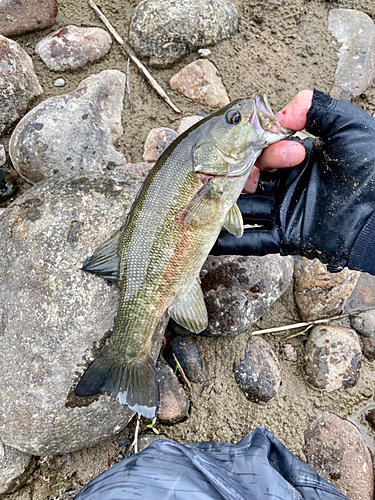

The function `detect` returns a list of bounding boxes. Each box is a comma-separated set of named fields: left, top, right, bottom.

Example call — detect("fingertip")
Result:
left=282, top=142, right=306, bottom=166
left=276, top=89, right=313, bottom=130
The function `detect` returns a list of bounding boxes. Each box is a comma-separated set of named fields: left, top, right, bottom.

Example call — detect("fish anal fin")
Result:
left=82, top=227, right=122, bottom=282
left=223, top=203, right=244, bottom=238
left=169, top=279, right=208, bottom=333
left=75, top=344, right=159, bottom=419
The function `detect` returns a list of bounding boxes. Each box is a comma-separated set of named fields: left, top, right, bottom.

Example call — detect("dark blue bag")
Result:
left=75, top=427, right=349, bottom=500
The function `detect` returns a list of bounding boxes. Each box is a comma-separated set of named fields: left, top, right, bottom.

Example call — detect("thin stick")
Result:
left=173, top=353, right=192, bottom=392
left=126, top=58, right=133, bottom=113
left=89, top=0, right=181, bottom=114
left=251, top=310, right=362, bottom=336
left=130, top=414, right=140, bottom=454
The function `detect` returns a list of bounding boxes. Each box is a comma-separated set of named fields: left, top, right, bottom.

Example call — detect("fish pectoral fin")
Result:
left=178, top=178, right=221, bottom=225
left=82, top=226, right=123, bottom=282
left=75, top=344, right=159, bottom=419
left=169, top=279, right=208, bottom=333
left=223, top=203, right=244, bottom=238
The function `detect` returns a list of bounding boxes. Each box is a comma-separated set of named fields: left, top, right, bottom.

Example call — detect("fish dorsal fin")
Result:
left=169, top=279, right=208, bottom=333
left=82, top=226, right=123, bottom=281
left=223, top=203, right=244, bottom=238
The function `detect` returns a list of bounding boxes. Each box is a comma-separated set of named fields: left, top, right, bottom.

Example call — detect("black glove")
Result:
left=212, top=89, right=375, bottom=274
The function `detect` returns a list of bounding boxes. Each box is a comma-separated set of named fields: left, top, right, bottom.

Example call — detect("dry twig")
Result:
left=130, top=414, right=141, bottom=454
left=251, top=310, right=362, bottom=338
left=173, top=353, right=192, bottom=392
left=89, top=1, right=181, bottom=114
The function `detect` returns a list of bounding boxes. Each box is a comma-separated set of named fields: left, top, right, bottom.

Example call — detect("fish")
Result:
left=75, top=95, right=289, bottom=418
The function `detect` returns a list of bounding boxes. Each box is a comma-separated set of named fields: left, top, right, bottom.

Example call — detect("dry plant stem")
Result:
left=126, top=58, right=133, bottom=113
left=130, top=414, right=140, bottom=454
left=173, top=353, right=192, bottom=392
left=251, top=311, right=362, bottom=337
left=89, top=0, right=181, bottom=114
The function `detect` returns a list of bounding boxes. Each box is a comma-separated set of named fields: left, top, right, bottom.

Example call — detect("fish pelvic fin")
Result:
left=75, top=344, right=159, bottom=419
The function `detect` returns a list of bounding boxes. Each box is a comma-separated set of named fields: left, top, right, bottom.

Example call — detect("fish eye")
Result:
left=225, top=109, right=242, bottom=125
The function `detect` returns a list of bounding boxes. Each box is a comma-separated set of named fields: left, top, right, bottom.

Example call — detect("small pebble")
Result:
left=54, top=78, right=65, bottom=87
left=363, top=389, right=373, bottom=398
left=234, top=336, right=281, bottom=404
left=281, top=343, right=297, bottom=362
left=198, top=48, right=211, bottom=57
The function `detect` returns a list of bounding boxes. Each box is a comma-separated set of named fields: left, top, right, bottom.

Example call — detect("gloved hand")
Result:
left=212, top=89, right=375, bottom=275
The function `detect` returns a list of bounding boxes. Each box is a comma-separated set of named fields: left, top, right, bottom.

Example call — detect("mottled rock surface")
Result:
left=129, top=0, right=238, bottom=67
left=120, top=162, right=154, bottom=179
left=294, top=258, right=360, bottom=321
left=35, top=25, right=112, bottom=72
left=0, top=35, right=43, bottom=135
left=304, top=409, right=374, bottom=500
left=0, top=171, right=147, bottom=455
left=351, top=309, right=375, bottom=360
left=9, top=70, right=126, bottom=184
left=0, top=146, right=6, bottom=167
left=170, top=59, right=230, bottom=107
left=234, top=336, right=281, bottom=404
left=157, top=361, right=189, bottom=422
left=143, top=127, right=178, bottom=162
left=163, top=336, right=207, bottom=383
left=0, top=444, right=32, bottom=496
left=329, top=9, right=375, bottom=102
left=304, top=326, right=361, bottom=391
left=0, top=0, right=57, bottom=37
left=200, top=254, right=294, bottom=337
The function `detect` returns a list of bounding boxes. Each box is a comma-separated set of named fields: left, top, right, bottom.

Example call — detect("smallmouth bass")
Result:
left=75, top=96, right=289, bottom=418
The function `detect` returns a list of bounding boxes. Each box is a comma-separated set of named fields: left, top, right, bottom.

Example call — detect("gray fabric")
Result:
left=75, top=427, right=349, bottom=500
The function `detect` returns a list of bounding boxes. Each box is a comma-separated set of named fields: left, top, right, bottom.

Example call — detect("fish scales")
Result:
left=75, top=96, right=289, bottom=418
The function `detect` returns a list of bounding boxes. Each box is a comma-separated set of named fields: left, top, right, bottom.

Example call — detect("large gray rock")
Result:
left=35, top=25, right=112, bottom=72
left=129, top=0, right=238, bottom=67
left=200, top=254, right=294, bottom=337
left=329, top=9, right=375, bottom=102
left=0, top=35, right=43, bottom=136
left=304, top=326, right=361, bottom=391
left=0, top=171, right=146, bottom=455
left=304, top=409, right=374, bottom=500
left=9, top=70, right=126, bottom=184
left=0, top=443, right=32, bottom=496
left=0, top=0, right=58, bottom=37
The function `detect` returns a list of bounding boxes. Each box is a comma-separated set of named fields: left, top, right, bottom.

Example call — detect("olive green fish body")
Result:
left=76, top=96, right=289, bottom=418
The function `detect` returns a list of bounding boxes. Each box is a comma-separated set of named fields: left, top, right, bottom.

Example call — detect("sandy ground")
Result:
left=2, top=0, right=375, bottom=498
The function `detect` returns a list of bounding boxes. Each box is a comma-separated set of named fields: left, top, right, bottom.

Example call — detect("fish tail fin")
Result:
left=75, top=344, right=159, bottom=419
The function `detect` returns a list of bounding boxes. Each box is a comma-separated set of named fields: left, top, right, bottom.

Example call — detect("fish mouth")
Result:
left=250, top=94, right=290, bottom=137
